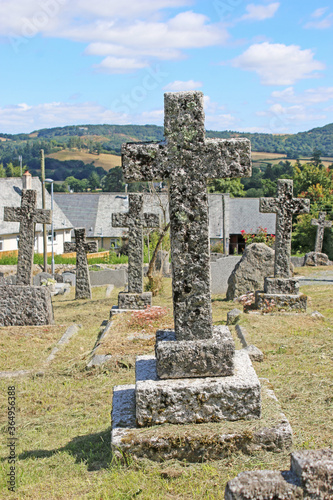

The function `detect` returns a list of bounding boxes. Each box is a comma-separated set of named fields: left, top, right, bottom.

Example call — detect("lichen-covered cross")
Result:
left=112, top=193, right=160, bottom=293
left=311, top=212, right=332, bottom=253
left=260, top=179, right=310, bottom=278
left=4, top=189, right=51, bottom=285
left=64, top=228, right=98, bottom=299
left=122, top=91, right=251, bottom=341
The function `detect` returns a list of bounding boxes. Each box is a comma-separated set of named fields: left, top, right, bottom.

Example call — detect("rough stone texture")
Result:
left=122, top=91, right=251, bottom=341
left=0, top=285, right=54, bottom=326
left=225, top=449, right=333, bottom=500
left=33, top=272, right=54, bottom=286
left=235, top=325, right=264, bottom=362
left=155, top=325, right=235, bottom=379
left=291, top=449, right=333, bottom=499
left=264, top=277, right=299, bottom=295
left=118, top=291, right=152, bottom=310
left=311, top=212, right=332, bottom=253
left=64, top=228, right=98, bottom=299
left=89, top=268, right=127, bottom=287
left=227, top=308, right=242, bottom=325
left=226, top=244, right=274, bottom=300
left=304, top=252, right=330, bottom=267
left=112, top=193, right=160, bottom=294
left=111, top=378, right=292, bottom=462
left=4, top=189, right=52, bottom=285
left=225, top=470, right=303, bottom=499
left=255, top=292, right=307, bottom=312
left=135, top=350, right=261, bottom=427
left=260, top=180, right=310, bottom=279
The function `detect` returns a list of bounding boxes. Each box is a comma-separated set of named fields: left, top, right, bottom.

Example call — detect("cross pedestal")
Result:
left=111, top=92, right=292, bottom=461
left=112, top=193, right=160, bottom=310
left=1, top=189, right=54, bottom=326
left=256, top=180, right=310, bottom=311
left=64, top=228, right=98, bottom=299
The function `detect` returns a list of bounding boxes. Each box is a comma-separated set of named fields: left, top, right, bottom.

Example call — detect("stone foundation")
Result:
left=118, top=291, right=152, bottom=310
left=155, top=325, right=235, bottom=379
left=225, top=448, right=333, bottom=499
left=111, top=378, right=292, bottom=462
left=0, top=285, right=54, bottom=326
left=264, top=277, right=299, bottom=295
left=255, top=291, right=307, bottom=312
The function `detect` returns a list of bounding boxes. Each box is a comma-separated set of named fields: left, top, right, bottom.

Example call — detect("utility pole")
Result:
left=40, top=150, right=48, bottom=272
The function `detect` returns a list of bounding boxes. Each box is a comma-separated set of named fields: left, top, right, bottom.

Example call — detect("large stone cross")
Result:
left=4, top=189, right=51, bottom=285
left=64, top=228, right=98, bottom=299
left=311, top=212, right=332, bottom=253
left=112, top=193, right=160, bottom=293
left=260, top=179, right=310, bottom=278
left=122, top=91, right=251, bottom=340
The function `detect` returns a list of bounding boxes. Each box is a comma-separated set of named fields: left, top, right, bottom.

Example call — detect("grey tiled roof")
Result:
left=0, top=177, right=73, bottom=235
left=229, top=197, right=276, bottom=234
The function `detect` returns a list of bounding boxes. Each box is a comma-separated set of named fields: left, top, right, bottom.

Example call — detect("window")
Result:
left=0, top=239, right=3, bottom=251
left=48, top=231, right=57, bottom=242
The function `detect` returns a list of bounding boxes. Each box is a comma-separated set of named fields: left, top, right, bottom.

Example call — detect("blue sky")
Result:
left=0, top=0, right=332, bottom=135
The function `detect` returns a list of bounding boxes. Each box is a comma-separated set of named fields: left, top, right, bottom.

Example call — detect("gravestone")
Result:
left=111, top=91, right=292, bottom=460
left=64, top=228, right=98, bottom=299
left=0, top=189, right=54, bottom=326
left=4, top=189, right=51, bottom=285
left=112, top=193, right=160, bottom=309
left=225, top=448, right=333, bottom=499
left=255, top=180, right=310, bottom=312
left=311, top=211, right=332, bottom=254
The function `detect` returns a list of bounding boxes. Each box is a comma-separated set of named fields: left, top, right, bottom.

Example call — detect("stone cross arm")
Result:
left=112, top=211, right=160, bottom=228
left=121, top=138, right=251, bottom=182
left=64, top=242, right=76, bottom=253
left=4, top=206, right=52, bottom=224
left=311, top=214, right=332, bottom=228
left=260, top=197, right=310, bottom=215
left=64, top=240, right=98, bottom=253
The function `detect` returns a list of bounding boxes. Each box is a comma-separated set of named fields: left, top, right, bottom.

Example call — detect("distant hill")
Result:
left=0, top=122, right=332, bottom=182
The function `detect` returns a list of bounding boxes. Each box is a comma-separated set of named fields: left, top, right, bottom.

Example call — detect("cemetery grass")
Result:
left=0, top=279, right=332, bottom=499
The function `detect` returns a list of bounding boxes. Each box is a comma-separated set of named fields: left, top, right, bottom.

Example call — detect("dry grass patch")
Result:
left=294, top=264, right=333, bottom=277
left=47, top=150, right=121, bottom=171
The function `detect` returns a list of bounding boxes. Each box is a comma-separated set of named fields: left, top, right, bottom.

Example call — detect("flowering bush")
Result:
left=240, top=226, right=275, bottom=247
left=129, top=306, right=168, bottom=330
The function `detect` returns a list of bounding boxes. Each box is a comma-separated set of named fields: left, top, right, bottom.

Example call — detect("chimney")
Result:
left=22, top=170, right=32, bottom=190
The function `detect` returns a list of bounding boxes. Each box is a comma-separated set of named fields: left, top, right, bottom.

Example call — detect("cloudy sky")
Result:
left=0, top=0, right=332, bottom=134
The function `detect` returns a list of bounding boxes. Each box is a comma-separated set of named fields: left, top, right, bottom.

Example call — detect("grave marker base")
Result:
left=0, top=285, right=54, bottom=326
left=118, top=291, right=152, bottom=310
left=111, top=378, right=293, bottom=462
left=255, top=291, right=307, bottom=312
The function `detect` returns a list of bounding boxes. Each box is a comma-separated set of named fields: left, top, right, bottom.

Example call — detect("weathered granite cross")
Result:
left=112, top=193, right=160, bottom=293
left=122, top=91, right=251, bottom=340
left=4, top=189, right=51, bottom=285
left=64, top=228, right=98, bottom=299
left=311, top=211, right=332, bottom=253
left=260, top=179, right=310, bottom=278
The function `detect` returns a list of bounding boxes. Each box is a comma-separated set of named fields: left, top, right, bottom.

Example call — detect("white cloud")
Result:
left=163, top=80, right=202, bottom=91
left=96, top=56, right=149, bottom=73
left=303, top=7, right=333, bottom=29
left=271, top=86, right=333, bottom=104
left=232, top=42, right=325, bottom=85
left=240, top=2, right=280, bottom=21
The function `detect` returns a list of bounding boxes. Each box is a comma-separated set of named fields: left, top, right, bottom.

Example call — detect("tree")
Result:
left=101, top=167, right=125, bottom=192
left=88, top=171, right=101, bottom=190
left=310, top=148, right=322, bottom=167
left=208, top=178, right=245, bottom=197
left=0, top=163, right=6, bottom=177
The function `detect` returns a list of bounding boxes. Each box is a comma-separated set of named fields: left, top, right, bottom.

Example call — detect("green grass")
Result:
left=0, top=253, right=129, bottom=266
left=0, top=279, right=332, bottom=499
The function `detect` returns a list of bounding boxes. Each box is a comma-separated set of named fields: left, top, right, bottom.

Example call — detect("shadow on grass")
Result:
left=17, top=428, right=112, bottom=471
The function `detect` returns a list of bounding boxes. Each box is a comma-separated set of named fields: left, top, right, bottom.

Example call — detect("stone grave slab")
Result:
left=64, top=228, right=97, bottom=299
left=255, top=180, right=310, bottom=312
left=112, top=193, right=160, bottom=310
left=111, top=378, right=292, bottom=462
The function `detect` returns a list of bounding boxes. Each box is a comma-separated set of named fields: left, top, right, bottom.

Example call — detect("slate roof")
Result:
left=229, top=197, right=276, bottom=234
left=54, top=192, right=276, bottom=238
left=0, top=177, right=73, bottom=235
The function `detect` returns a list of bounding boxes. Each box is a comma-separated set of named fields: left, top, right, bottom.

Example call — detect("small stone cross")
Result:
left=260, top=179, right=310, bottom=278
left=112, top=194, right=160, bottom=293
left=4, top=189, right=51, bottom=285
left=122, top=91, right=251, bottom=340
left=64, top=228, right=98, bottom=299
left=311, top=212, right=332, bottom=253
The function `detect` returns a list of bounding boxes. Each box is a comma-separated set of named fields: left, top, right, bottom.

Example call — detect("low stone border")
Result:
left=45, top=324, right=81, bottom=364
left=235, top=324, right=264, bottom=362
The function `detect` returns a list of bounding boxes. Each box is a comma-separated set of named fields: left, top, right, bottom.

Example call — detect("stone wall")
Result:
left=0, top=285, right=54, bottom=326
